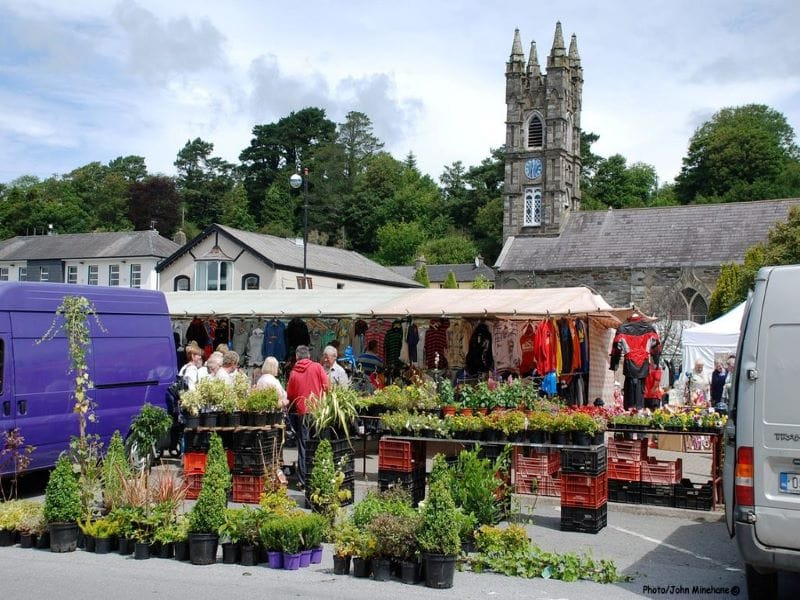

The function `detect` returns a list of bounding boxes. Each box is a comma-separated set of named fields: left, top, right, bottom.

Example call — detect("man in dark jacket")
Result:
left=286, top=345, right=328, bottom=488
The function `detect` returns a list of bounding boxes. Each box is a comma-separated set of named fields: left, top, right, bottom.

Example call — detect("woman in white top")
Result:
left=178, top=345, right=204, bottom=390
left=255, top=356, right=289, bottom=408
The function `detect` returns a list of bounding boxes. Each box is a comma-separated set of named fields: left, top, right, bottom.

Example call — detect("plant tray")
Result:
left=560, top=446, right=607, bottom=475
left=641, top=457, right=682, bottom=484
left=233, top=450, right=279, bottom=475
left=641, top=482, right=675, bottom=507
left=232, top=474, right=266, bottom=504
left=183, top=451, right=208, bottom=475
left=514, top=447, right=561, bottom=477
left=560, top=472, right=608, bottom=509
left=183, top=473, right=204, bottom=500
left=560, top=503, right=607, bottom=534
left=231, top=429, right=282, bottom=452
left=514, top=473, right=561, bottom=497
left=378, top=439, right=425, bottom=472
left=607, top=458, right=641, bottom=481
left=607, top=438, right=648, bottom=462
left=184, top=431, right=211, bottom=453
left=608, top=479, right=642, bottom=504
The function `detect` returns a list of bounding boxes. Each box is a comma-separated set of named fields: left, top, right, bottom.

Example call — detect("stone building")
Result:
left=494, top=23, right=800, bottom=322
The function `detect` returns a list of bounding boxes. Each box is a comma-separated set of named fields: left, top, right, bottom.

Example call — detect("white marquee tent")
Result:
left=681, top=302, right=745, bottom=375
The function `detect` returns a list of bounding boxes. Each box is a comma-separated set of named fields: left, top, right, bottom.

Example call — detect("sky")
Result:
left=1, top=0, right=799, bottom=187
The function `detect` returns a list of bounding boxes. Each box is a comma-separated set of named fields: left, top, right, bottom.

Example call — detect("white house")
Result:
left=0, top=230, right=180, bottom=290
left=157, top=223, right=421, bottom=292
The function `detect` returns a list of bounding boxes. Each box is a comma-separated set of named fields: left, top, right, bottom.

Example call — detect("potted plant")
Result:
left=351, top=529, right=376, bottom=578
left=418, top=478, right=461, bottom=588
left=0, top=499, right=27, bottom=546
left=238, top=506, right=262, bottom=566
left=152, top=519, right=184, bottom=559
left=16, top=501, right=46, bottom=549
left=309, top=387, right=360, bottom=441
left=438, top=379, right=458, bottom=417
left=550, top=412, right=574, bottom=445
left=497, top=410, right=526, bottom=442
left=85, top=516, right=119, bottom=554
left=308, top=439, right=352, bottom=530
left=278, top=516, right=303, bottom=570
left=526, top=411, right=553, bottom=443
left=44, top=455, right=82, bottom=552
left=300, top=513, right=326, bottom=565
left=188, top=433, right=231, bottom=565
left=245, top=388, right=280, bottom=426
left=172, top=516, right=190, bottom=561
left=331, top=516, right=358, bottom=575
left=570, top=412, right=598, bottom=446
left=368, top=513, right=422, bottom=583
left=102, top=430, right=130, bottom=512
left=259, top=516, right=284, bottom=569
left=126, top=403, right=172, bottom=471
left=380, top=411, right=411, bottom=436
left=218, top=508, right=244, bottom=564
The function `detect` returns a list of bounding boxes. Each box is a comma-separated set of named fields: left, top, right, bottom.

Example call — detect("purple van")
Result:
left=0, top=282, right=176, bottom=474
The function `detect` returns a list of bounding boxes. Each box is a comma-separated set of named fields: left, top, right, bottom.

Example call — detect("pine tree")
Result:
left=414, top=264, right=430, bottom=287
left=443, top=271, right=458, bottom=288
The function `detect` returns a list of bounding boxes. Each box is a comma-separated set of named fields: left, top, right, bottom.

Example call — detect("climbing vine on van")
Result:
left=37, top=296, right=106, bottom=440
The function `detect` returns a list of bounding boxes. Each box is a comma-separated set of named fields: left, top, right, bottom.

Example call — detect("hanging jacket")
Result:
left=609, top=318, right=661, bottom=379
left=465, top=322, right=493, bottom=374
left=285, top=317, right=310, bottom=353
left=186, top=317, right=209, bottom=348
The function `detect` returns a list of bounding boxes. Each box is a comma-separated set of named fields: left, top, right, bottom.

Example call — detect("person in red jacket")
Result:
left=286, top=345, right=329, bottom=488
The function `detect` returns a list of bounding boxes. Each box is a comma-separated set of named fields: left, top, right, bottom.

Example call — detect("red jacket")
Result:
left=286, top=359, right=328, bottom=415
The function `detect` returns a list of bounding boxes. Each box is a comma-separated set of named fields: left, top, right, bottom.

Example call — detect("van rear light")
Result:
left=735, top=446, right=755, bottom=506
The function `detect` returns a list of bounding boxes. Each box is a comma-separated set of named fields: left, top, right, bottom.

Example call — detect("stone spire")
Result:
left=568, top=33, right=580, bottom=62
left=510, top=28, right=525, bottom=63
left=551, top=21, right=566, bottom=56
left=527, top=41, right=541, bottom=76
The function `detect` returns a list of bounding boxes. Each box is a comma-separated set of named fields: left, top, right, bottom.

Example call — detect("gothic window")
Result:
left=523, top=188, right=542, bottom=226
left=681, top=288, right=708, bottom=323
left=527, top=114, right=543, bottom=148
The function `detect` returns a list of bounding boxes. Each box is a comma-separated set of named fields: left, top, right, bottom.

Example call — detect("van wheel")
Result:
left=746, top=565, right=777, bottom=599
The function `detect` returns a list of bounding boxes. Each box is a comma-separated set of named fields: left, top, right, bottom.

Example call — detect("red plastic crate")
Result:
left=560, top=472, right=608, bottom=509
left=183, top=451, right=208, bottom=475
left=226, top=449, right=234, bottom=471
left=378, top=439, right=425, bottom=472
left=184, top=473, right=204, bottom=500
left=514, top=447, right=560, bottom=477
left=232, top=474, right=266, bottom=504
left=608, top=458, right=641, bottom=481
left=641, top=457, right=682, bottom=484
left=607, top=438, right=648, bottom=461
left=515, top=473, right=560, bottom=497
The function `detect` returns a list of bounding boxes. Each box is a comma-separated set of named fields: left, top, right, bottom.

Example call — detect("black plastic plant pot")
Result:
left=332, top=555, right=351, bottom=575
left=352, top=557, right=372, bottom=578
left=189, top=533, right=219, bottom=565
left=134, top=541, right=150, bottom=560
left=174, top=540, right=190, bottom=561
left=239, top=544, right=257, bottom=566
left=19, top=533, right=34, bottom=549
left=49, top=522, right=78, bottom=553
left=84, top=535, right=96, bottom=553
left=372, top=558, right=392, bottom=581
left=118, top=537, right=134, bottom=555
left=222, top=542, right=240, bottom=564
left=424, top=553, right=456, bottom=589
left=158, top=542, right=174, bottom=559
left=95, top=536, right=113, bottom=554
left=35, top=532, right=50, bottom=550
left=400, top=560, right=422, bottom=585
left=0, top=529, right=16, bottom=546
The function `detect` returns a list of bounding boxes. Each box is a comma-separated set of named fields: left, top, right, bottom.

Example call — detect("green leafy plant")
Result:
left=450, top=447, right=507, bottom=527
left=0, top=428, right=36, bottom=502
left=298, top=513, right=326, bottom=550
left=188, top=433, right=230, bottom=534
left=351, top=488, right=416, bottom=529
left=0, top=499, right=41, bottom=532
left=102, top=430, right=130, bottom=511
left=527, top=411, right=554, bottom=432
left=44, top=455, right=82, bottom=523
left=79, top=516, right=119, bottom=538
left=127, top=403, right=172, bottom=466
left=417, top=478, right=461, bottom=556
left=308, top=439, right=352, bottom=532
left=368, top=513, right=421, bottom=560
left=218, top=508, right=245, bottom=544
left=331, top=514, right=360, bottom=558
left=245, top=388, right=280, bottom=413
left=16, top=501, right=46, bottom=536
left=570, top=412, right=598, bottom=435
left=277, top=516, right=303, bottom=554
left=309, top=387, right=359, bottom=441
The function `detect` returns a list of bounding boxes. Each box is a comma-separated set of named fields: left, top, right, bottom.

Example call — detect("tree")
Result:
left=471, top=274, right=492, bottom=289
left=174, top=138, right=236, bottom=228
left=260, top=181, right=295, bottom=237
left=675, top=104, right=800, bottom=204
left=337, top=111, right=383, bottom=181
left=374, top=221, right=427, bottom=266
left=127, top=176, right=181, bottom=235
left=418, top=234, right=477, bottom=264
left=443, top=271, right=458, bottom=289
left=580, top=131, right=602, bottom=191
left=473, top=197, right=504, bottom=263
left=221, top=183, right=257, bottom=231
left=414, top=264, right=430, bottom=287
left=582, top=154, right=657, bottom=209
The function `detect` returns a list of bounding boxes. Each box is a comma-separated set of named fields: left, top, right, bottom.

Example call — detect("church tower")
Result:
left=503, top=23, right=583, bottom=242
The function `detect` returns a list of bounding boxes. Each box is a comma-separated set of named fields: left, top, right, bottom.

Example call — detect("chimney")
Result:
left=173, top=230, right=187, bottom=246
left=474, top=255, right=484, bottom=268
left=415, top=255, right=427, bottom=270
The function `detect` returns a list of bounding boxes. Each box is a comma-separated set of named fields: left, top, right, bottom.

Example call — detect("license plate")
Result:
left=779, top=472, right=800, bottom=494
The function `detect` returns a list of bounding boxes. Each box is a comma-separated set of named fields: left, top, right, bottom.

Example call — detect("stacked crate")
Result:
left=640, top=457, right=682, bottom=506
left=513, top=447, right=561, bottom=497
left=182, top=451, right=207, bottom=500
left=231, top=429, right=283, bottom=503
left=377, top=439, right=426, bottom=505
left=559, top=445, right=607, bottom=533
left=306, top=438, right=356, bottom=507
left=607, top=435, right=685, bottom=508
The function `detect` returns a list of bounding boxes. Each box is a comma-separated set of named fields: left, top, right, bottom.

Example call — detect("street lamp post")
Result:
left=289, top=168, right=309, bottom=289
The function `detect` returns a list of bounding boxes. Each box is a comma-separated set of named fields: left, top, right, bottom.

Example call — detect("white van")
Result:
left=724, top=265, right=800, bottom=598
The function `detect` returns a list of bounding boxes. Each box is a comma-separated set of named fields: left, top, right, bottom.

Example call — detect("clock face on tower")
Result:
left=524, top=158, right=542, bottom=180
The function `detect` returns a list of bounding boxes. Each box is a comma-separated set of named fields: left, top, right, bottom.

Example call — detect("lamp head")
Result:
left=289, top=173, right=302, bottom=189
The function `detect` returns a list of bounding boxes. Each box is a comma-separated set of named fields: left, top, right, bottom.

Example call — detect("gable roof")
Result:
left=496, top=198, right=800, bottom=272
left=390, top=262, right=496, bottom=283
left=0, top=230, right=180, bottom=261
left=157, top=224, right=421, bottom=288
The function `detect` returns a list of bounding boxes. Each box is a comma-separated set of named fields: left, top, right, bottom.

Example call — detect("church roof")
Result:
left=495, top=198, right=800, bottom=272
left=390, top=262, right=496, bottom=283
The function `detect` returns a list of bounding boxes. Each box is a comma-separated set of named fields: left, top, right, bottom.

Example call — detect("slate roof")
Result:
left=390, top=262, right=496, bottom=283
left=0, top=230, right=180, bottom=261
left=495, top=199, right=800, bottom=272
left=157, top=224, right=421, bottom=288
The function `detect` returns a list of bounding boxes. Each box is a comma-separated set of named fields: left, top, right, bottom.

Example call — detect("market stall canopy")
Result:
left=681, top=301, right=745, bottom=376
left=164, top=287, right=625, bottom=322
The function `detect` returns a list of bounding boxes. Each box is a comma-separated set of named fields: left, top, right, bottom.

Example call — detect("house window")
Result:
left=523, top=188, right=542, bottom=226
left=296, top=276, right=312, bottom=290
left=0, top=267, right=7, bottom=281
left=527, top=114, right=544, bottom=148
left=108, top=265, right=120, bottom=287
left=130, top=264, right=142, bottom=289
left=18, top=267, right=27, bottom=282
left=242, top=274, right=259, bottom=290
left=66, top=266, right=77, bottom=284
left=174, top=276, right=190, bottom=292
left=39, top=267, right=49, bottom=282
left=195, top=261, right=232, bottom=291
left=87, top=265, right=98, bottom=285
